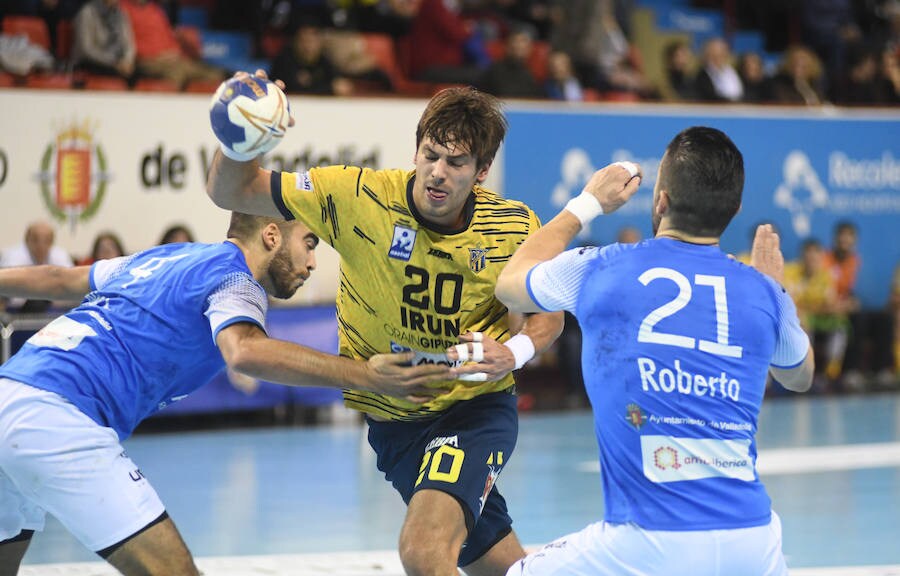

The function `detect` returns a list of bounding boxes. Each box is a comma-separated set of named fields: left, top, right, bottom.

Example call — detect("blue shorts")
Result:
left=366, top=390, right=518, bottom=567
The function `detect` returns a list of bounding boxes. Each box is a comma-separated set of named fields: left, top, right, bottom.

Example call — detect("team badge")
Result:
left=468, top=245, right=489, bottom=273
left=37, top=119, right=111, bottom=230
left=388, top=225, right=416, bottom=261
left=626, top=403, right=647, bottom=430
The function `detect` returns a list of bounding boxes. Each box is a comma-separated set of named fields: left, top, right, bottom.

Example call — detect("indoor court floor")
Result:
left=17, top=393, right=900, bottom=575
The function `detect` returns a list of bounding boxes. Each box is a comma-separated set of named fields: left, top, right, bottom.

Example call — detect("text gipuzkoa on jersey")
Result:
left=637, top=358, right=740, bottom=401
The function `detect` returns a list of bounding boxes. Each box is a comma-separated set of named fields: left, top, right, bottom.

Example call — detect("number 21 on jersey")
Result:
left=637, top=267, right=743, bottom=359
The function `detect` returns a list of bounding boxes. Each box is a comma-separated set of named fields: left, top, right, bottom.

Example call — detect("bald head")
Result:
left=25, top=221, right=56, bottom=265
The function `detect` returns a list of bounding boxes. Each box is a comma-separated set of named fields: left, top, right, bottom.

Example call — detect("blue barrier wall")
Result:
left=503, top=106, right=900, bottom=308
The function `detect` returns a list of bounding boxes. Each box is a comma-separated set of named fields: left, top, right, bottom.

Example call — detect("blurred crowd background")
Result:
left=0, top=0, right=899, bottom=105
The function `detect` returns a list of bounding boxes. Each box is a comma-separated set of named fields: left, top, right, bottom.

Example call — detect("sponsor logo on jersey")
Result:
left=295, top=171, right=314, bottom=191
left=389, top=225, right=416, bottom=261
left=641, top=435, right=754, bottom=483
left=626, top=403, right=647, bottom=430
left=428, top=247, right=453, bottom=261
left=36, top=119, right=111, bottom=231
left=390, top=341, right=460, bottom=367
left=425, top=435, right=459, bottom=452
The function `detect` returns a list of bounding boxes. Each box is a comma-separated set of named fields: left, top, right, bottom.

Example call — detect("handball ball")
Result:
left=209, top=76, right=290, bottom=161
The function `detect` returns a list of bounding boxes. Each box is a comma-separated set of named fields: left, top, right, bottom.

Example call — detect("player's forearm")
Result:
left=0, top=266, right=90, bottom=301
left=496, top=210, right=582, bottom=311
left=226, top=336, right=368, bottom=391
left=518, top=311, right=564, bottom=355
left=206, top=149, right=281, bottom=217
left=770, top=348, right=815, bottom=393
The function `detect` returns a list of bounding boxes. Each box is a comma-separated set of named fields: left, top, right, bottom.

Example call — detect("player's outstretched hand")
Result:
left=583, top=161, right=642, bottom=214
left=446, top=332, right=514, bottom=384
left=750, top=224, right=784, bottom=284
left=364, top=352, right=451, bottom=403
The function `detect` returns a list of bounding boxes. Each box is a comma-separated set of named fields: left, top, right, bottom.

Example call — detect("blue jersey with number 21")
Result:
left=525, top=238, right=808, bottom=531
left=0, top=242, right=268, bottom=440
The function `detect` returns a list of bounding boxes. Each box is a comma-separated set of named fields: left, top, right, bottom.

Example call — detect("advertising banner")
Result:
left=503, top=105, right=900, bottom=307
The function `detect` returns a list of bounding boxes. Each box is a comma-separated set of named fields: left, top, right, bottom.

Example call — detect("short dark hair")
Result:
left=658, top=126, right=744, bottom=237
left=226, top=212, right=293, bottom=242
left=415, top=86, right=508, bottom=170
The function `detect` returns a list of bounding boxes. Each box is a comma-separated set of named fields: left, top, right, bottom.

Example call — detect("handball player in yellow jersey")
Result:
left=208, top=80, right=564, bottom=576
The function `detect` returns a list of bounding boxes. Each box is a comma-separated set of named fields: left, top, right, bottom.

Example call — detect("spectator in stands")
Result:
left=694, top=37, right=743, bottom=102
left=120, top=0, right=224, bottom=90
left=335, top=0, right=421, bottom=36
left=478, top=23, right=542, bottom=99
left=77, top=231, right=126, bottom=265
left=0, top=220, right=73, bottom=312
left=405, top=0, right=489, bottom=85
left=827, top=222, right=895, bottom=390
left=799, top=0, right=861, bottom=100
left=4, top=0, right=82, bottom=56
left=271, top=24, right=353, bottom=96
left=322, top=29, right=394, bottom=93
left=662, top=39, right=697, bottom=101
left=738, top=51, right=773, bottom=103
left=772, top=45, right=826, bottom=106
left=836, top=43, right=881, bottom=104
left=876, top=47, right=900, bottom=104
left=544, top=50, right=583, bottom=101
left=783, top=238, right=849, bottom=391
left=158, top=223, right=195, bottom=245
left=71, top=0, right=135, bottom=82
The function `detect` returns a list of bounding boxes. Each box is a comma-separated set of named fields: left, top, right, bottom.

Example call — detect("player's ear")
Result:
left=655, top=188, right=670, bottom=215
left=475, top=162, right=491, bottom=184
left=261, top=222, right=281, bottom=251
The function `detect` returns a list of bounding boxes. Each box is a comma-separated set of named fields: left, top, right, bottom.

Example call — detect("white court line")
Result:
left=18, top=552, right=900, bottom=576
left=576, top=441, right=900, bottom=475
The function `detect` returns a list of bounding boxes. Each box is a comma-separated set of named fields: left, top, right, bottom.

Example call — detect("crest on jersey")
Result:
left=37, top=119, right=111, bottom=231
left=626, top=403, right=647, bottom=430
left=388, top=225, right=416, bottom=261
left=478, top=454, right=503, bottom=513
left=468, top=245, right=489, bottom=273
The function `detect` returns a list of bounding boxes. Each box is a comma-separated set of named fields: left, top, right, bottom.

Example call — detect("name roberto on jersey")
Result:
left=637, top=357, right=740, bottom=402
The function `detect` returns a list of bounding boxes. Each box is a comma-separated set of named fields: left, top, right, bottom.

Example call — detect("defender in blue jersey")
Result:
left=0, top=213, right=450, bottom=576
left=496, top=127, right=814, bottom=575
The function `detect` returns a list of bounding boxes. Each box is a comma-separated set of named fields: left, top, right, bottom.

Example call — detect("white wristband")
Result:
left=219, top=142, right=258, bottom=162
left=504, top=334, right=535, bottom=370
left=564, top=191, right=604, bottom=227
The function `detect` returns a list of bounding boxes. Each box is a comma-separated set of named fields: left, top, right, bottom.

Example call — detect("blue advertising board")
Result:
left=503, top=105, right=900, bottom=308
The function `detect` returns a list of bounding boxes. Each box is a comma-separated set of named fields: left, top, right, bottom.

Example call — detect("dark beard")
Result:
left=267, top=245, right=298, bottom=299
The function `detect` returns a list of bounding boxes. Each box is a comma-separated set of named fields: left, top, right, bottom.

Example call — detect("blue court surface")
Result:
left=18, top=393, right=900, bottom=575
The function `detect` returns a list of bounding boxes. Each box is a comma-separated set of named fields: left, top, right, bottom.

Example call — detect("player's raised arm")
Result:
left=0, top=265, right=91, bottom=301
left=496, top=162, right=642, bottom=312
left=206, top=74, right=289, bottom=218
left=750, top=223, right=815, bottom=392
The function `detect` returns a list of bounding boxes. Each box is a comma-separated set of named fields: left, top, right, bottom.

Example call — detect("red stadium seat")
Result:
left=184, top=78, right=222, bottom=94
left=365, top=33, right=435, bottom=97
left=134, top=78, right=180, bottom=92
left=260, top=32, right=287, bottom=60
left=2, top=15, right=51, bottom=50
left=0, top=72, right=17, bottom=87
left=175, top=25, right=202, bottom=59
left=528, top=41, right=550, bottom=84
left=56, top=19, right=73, bottom=61
left=83, top=75, right=129, bottom=91
left=24, top=73, right=72, bottom=89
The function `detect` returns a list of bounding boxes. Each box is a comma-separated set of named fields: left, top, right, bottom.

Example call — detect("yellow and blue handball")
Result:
left=209, top=76, right=290, bottom=161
